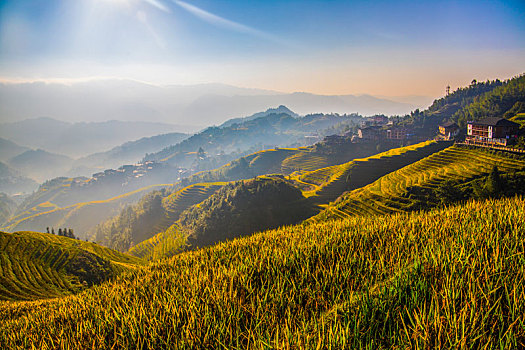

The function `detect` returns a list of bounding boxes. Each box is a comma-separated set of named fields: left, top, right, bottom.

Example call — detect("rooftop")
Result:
left=469, top=117, right=520, bottom=127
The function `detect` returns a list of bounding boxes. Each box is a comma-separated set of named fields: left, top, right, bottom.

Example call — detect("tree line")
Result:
left=46, top=227, right=76, bottom=239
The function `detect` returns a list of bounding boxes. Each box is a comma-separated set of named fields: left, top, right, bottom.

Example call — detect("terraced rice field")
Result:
left=294, top=141, right=450, bottom=207
left=281, top=151, right=332, bottom=173
left=153, top=182, right=226, bottom=234
left=0, top=231, right=143, bottom=301
left=2, top=197, right=524, bottom=348
left=319, top=145, right=525, bottom=220
left=245, top=148, right=300, bottom=174
left=2, top=184, right=171, bottom=234
left=129, top=183, right=226, bottom=259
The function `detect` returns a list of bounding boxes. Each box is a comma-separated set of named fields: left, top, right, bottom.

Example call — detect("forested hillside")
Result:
left=180, top=177, right=314, bottom=249
left=92, top=139, right=404, bottom=251
left=453, top=74, right=525, bottom=126
left=402, top=74, right=525, bottom=138
left=144, top=110, right=363, bottom=166
left=126, top=141, right=448, bottom=259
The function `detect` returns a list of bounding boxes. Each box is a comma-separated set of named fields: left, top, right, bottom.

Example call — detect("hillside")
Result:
left=0, top=194, right=16, bottom=225
left=1, top=196, right=523, bottom=347
left=0, top=161, right=38, bottom=195
left=402, top=78, right=507, bottom=137
left=0, top=117, right=186, bottom=158
left=143, top=109, right=363, bottom=167
left=126, top=141, right=448, bottom=259
left=453, top=74, right=525, bottom=127
left=219, top=105, right=299, bottom=128
left=1, top=184, right=171, bottom=239
left=94, top=139, right=403, bottom=252
left=8, top=149, right=74, bottom=182
left=180, top=177, right=315, bottom=248
left=94, top=183, right=226, bottom=251
left=0, top=138, right=29, bottom=162
left=0, top=230, right=143, bottom=301
left=317, top=145, right=525, bottom=221
left=73, top=132, right=188, bottom=174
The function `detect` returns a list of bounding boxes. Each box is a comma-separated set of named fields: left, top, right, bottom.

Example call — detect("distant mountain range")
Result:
left=0, top=138, right=29, bottom=163
left=72, top=132, right=188, bottom=176
left=0, top=161, right=38, bottom=195
left=0, top=117, right=188, bottom=158
left=0, top=80, right=432, bottom=127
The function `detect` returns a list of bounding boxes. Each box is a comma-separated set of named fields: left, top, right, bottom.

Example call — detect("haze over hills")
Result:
left=8, top=149, right=74, bottom=183
left=72, top=132, right=189, bottom=176
left=0, top=117, right=189, bottom=158
left=0, top=80, right=429, bottom=127
left=0, top=138, right=30, bottom=163
left=0, top=161, right=38, bottom=195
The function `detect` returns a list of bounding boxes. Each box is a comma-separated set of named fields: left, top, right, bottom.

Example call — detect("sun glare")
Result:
left=96, top=0, right=134, bottom=8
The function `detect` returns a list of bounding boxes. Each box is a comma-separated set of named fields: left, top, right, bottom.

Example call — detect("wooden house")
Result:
left=466, top=117, right=520, bottom=146
left=358, top=125, right=383, bottom=140
left=386, top=126, right=409, bottom=140
left=438, top=121, right=459, bottom=140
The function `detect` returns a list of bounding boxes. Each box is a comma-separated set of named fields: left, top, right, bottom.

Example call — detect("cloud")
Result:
left=172, top=0, right=285, bottom=44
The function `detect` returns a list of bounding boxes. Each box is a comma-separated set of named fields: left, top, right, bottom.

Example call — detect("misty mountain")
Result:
left=0, top=161, right=38, bottom=195
left=8, top=149, right=74, bottom=183
left=0, top=193, right=17, bottom=225
left=73, top=132, right=189, bottom=175
left=145, top=107, right=363, bottom=167
left=0, top=80, right=427, bottom=128
left=219, top=105, right=298, bottom=128
left=0, top=117, right=188, bottom=158
left=0, top=137, right=30, bottom=162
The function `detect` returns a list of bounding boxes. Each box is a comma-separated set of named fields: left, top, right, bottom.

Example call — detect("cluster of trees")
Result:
left=46, top=227, right=76, bottom=239
left=453, top=74, right=525, bottom=127
left=179, top=178, right=314, bottom=248
left=400, top=75, right=524, bottom=139
left=405, top=165, right=525, bottom=210
left=428, top=79, right=504, bottom=115
left=91, top=189, right=167, bottom=251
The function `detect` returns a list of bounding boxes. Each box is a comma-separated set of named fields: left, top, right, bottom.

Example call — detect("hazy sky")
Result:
left=1, top=0, right=524, bottom=97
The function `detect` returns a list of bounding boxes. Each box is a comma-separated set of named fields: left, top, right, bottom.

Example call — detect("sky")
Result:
left=0, top=0, right=524, bottom=97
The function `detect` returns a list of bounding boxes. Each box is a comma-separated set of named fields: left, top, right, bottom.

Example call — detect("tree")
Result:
left=197, top=147, right=205, bottom=160
left=436, top=180, right=464, bottom=205
left=485, top=165, right=503, bottom=197
left=46, top=227, right=50, bottom=234
left=58, top=228, right=62, bottom=236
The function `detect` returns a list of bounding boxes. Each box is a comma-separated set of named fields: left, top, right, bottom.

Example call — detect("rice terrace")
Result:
left=1, top=0, right=525, bottom=348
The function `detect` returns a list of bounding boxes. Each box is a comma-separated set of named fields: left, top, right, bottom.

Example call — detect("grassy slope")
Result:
left=1, top=196, right=523, bottom=348
left=2, top=184, right=171, bottom=235
left=0, top=231, right=143, bottom=301
left=317, top=145, right=525, bottom=221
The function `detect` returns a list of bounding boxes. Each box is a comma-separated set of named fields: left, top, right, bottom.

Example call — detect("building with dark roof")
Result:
left=358, top=125, right=383, bottom=140
left=386, top=126, right=410, bottom=140
left=439, top=121, right=459, bottom=140
left=466, top=117, right=520, bottom=146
